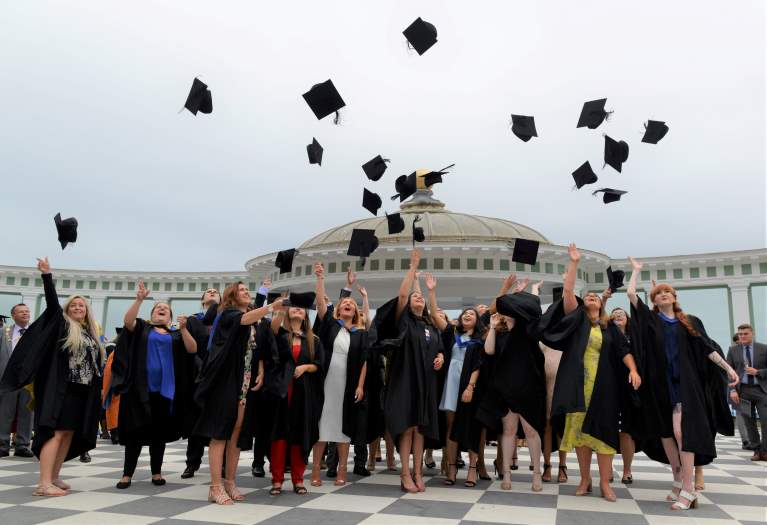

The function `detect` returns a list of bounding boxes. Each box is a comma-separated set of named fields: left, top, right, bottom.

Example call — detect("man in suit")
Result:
left=727, top=323, right=767, bottom=461
left=0, top=304, right=34, bottom=457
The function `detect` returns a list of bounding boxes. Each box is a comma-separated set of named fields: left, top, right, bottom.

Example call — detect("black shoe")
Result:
left=252, top=464, right=265, bottom=478
left=353, top=465, right=371, bottom=477
left=14, top=448, right=34, bottom=458
left=326, top=468, right=337, bottom=478
left=424, top=460, right=436, bottom=469
left=79, top=452, right=91, bottom=463
left=0, top=449, right=9, bottom=458
left=151, top=478, right=166, bottom=486
left=456, top=458, right=465, bottom=469
left=116, top=480, right=131, bottom=489
left=100, top=432, right=111, bottom=440
left=181, top=467, right=196, bottom=479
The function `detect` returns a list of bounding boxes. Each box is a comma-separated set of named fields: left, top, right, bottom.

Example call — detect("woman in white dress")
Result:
left=310, top=263, right=368, bottom=486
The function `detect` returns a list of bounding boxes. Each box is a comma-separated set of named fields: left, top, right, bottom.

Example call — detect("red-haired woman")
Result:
left=538, top=244, right=642, bottom=502
left=193, top=282, right=279, bottom=505
left=111, top=282, right=198, bottom=490
left=266, top=294, right=324, bottom=496
left=627, top=257, right=737, bottom=511
left=0, top=258, right=105, bottom=497
left=371, top=249, right=444, bottom=493
left=310, top=263, right=368, bottom=486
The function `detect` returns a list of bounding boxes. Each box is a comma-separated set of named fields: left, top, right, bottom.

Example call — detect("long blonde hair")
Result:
left=333, top=297, right=363, bottom=330
left=61, top=295, right=105, bottom=363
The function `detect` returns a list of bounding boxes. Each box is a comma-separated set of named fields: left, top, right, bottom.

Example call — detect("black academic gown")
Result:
left=537, top=298, right=630, bottom=452
left=373, top=298, right=442, bottom=444
left=193, top=307, right=251, bottom=440
left=315, top=309, right=369, bottom=442
left=364, top=320, right=387, bottom=443
left=265, top=327, right=324, bottom=461
left=0, top=273, right=103, bottom=461
left=237, top=318, right=275, bottom=450
left=477, top=292, right=546, bottom=438
left=614, top=324, right=642, bottom=443
left=111, top=319, right=196, bottom=444
left=630, top=298, right=733, bottom=465
left=440, top=326, right=483, bottom=452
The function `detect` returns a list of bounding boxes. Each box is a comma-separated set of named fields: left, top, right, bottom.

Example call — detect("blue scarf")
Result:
left=337, top=319, right=358, bottom=333
left=454, top=332, right=481, bottom=349
left=207, top=312, right=223, bottom=352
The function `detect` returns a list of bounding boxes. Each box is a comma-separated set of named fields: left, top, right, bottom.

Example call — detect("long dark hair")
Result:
left=456, top=307, right=486, bottom=339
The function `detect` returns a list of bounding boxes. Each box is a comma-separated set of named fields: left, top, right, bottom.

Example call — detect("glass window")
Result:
left=151, top=282, right=160, bottom=291
left=295, top=266, right=302, bottom=276
left=88, top=281, right=96, bottom=290
left=127, top=282, right=135, bottom=291
left=248, top=282, right=256, bottom=291
left=62, top=279, right=71, bottom=288
left=483, top=259, right=493, bottom=270
left=101, top=281, right=109, bottom=290
left=385, top=259, right=395, bottom=271
left=4, top=277, right=15, bottom=286
left=676, top=288, right=731, bottom=353
left=545, top=263, right=553, bottom=274
left=450, top=258, right=461, bottom=270
left=673, top=269, right=683, bottom=279
left=640, top=270, right=650, bottom=281
left=20, top=277, right=29, bottom=287
left=751, top=285, right=767, bottom=336
left=689, top=268, right=700, bottom=278
left=104, top=297, right=153, bottom=339
left=467, top=258, right=477, bottom=270
left=742, top=264, right=753, bottom=275
left=516, top=263, right=526, bottom=271
left=532, top=262, right=540, bottom=273
left=370, top=259, right=380, bottom=271
left=355, top=260, right=365, bottom=271
left=76, top=280, right=84, bottom=289
left=724, top=265, right=734, bottom=276
left=201, top=282, right=208, bottom=290
left=576, top=269, right=582, bottom=279
left=213, top=282, right=221, bottom=290
left=341, top=261, right=351, bottom=272
left=595, top=272, right=604, bottom=284
left=169, top=299, right=200, bottom=317
left=433, top=258, right=444, bottom=270
left=401, top=259, right=410, bottom=270
left=305, top=265, right=311, bottom=276
left=656, top=270, right=667, bottom=280
left=35, top=278, right=42, bottom=287
left=557, top=264, right=565, bottom=275
left=500, top=259, right=509, bottom=271
left=164, top=282, right=172, bottom=291
left=418, top=259, right=427, bottom=270
left=760, top=263, right=767, bottom=274
left=328, top=262, right=337, bottom=273
left=174, top=282, right=183, bottom=291
left=0, top=293, right=23, bottom=318
left=706, top=266, right=717, bottom=278
left=187, top=282, right=195, bottom=292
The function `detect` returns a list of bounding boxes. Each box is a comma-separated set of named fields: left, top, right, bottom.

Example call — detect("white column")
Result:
left=729, top=284, right=751, bottom=331
left=89, top=296, right=107, bottom=330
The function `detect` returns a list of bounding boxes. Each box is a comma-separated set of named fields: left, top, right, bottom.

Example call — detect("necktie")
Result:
left=745, top=345, right=755, bottom=385
left=19, top=327, right=26, bottom=336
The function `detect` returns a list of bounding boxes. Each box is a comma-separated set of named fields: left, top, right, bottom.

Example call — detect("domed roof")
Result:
left=299, top=190, right=549, bottom=251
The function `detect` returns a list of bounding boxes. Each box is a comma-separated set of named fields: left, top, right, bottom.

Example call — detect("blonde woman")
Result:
left=0, top=257, right=104, bottom=497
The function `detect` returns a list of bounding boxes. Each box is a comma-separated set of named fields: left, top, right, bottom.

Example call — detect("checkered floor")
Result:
left=0, top=435, right=764, bottom=525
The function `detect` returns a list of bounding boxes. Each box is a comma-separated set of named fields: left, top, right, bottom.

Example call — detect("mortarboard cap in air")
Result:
left=641, top=120, right=669, bottom=144
left=302, top=80, right=345, bottom=123
left=604, top=135, right=629, bottom=172
left=386, top=212, right=405, bottom=235
left=606, top=266, right=625, bottom=291
left=184, top=77, right=212, bottom=115
left=572, top=161, right=598, bottom=189
left=592, top=188, right=627, bottom=204
left=512, top=238, right=540, bottom=266
left=362, top=155, right=390, bottom=181
left=362, top=188, right=382, bottom=216
left=510, top=114, right=538, bottom=142
left=275, top=249, right=297, bottom=274
left=347, top=228, right=379, bottom=258
left=54, top=213, right=78, bottom=250
left=306, top=138, right=323, bottom=165
left=403, top=17, right=438, bottom=55
left=577, top=98, right=609, bottom=129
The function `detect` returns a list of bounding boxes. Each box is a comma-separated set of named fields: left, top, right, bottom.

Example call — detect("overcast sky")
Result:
left=1, top=0, right=764, bottom=272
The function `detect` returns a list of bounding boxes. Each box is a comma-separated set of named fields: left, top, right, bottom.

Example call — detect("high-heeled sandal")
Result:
left=671, top=490, right=698, bottom=510
left=621, top=474, right=633, bottom=484
left=334, top=466, right=347, bottom=486
left=269, top=484, right=282, bottom=496
left=414, top=473, right=426, bottom=492
left=52, top=478, right=71, bottom=491
left=478, top=464, right=491, bottom=481
left=500, top=470, right=512, bottom=491
left=542, top=464, right=552, bottom=482
left=33, top=484, right=67, bottom=497
left=464, top=466, right=477, bottom=488
left=695, top=469, right=705, bottom=491
left=443, top=464, right=457, bottom=486
left=208, top=485, right=233, bottom=505
left=557, top=465, right=568, bottom=483
left=400, top=474, right=418, bottom=493
left=424, top=458, right=436, bottom=469
left=600, top=484, right=617, bottom=502
left=575, top=480, right=592, bottom=496
left=310, top=465, right=322, bottom=486
left=531, top=472, right=543, bottom=492
left=223, top=480, right=244, bottom=501
left=293, top=485, right=308, bottom=495
left=666, top=480, right=683, bottom=502
left=493, top=459, right=502, bottom=480
left=511, top=455, right=519, bottom=471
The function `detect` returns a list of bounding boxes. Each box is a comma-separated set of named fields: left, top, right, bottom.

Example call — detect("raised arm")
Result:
left=396, top=249, right=420, bottom=320
left=36, top=257, right=60, bottom=312
left=626, top=257, right=642, bottom=308
left=314, top=262, right=328, bottom=321
left=563, top=243, right=580, bottom=315
left=358, top=285, right=372, bottom=330
left=489, top=274, right=516, bottom=314
left=530, top=279, right=544, bottom=297
left=424, top=273, right=448, bottom=331
left=177, top=315, right=197, bottom=354
left=484, top=314, right=499, bottom=355
left=124, top=281, right=150, bottom=332
left=241, top=297, right=282, bottom=326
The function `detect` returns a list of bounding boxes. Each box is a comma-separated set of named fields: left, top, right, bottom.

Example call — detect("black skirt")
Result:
left=57, top=382, right=91, bottom=431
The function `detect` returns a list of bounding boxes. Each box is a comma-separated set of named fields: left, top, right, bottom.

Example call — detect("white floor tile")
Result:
left=43, top=511, right=163, bottom=525
left=463, top=503, right=557, bottom=524
left=171, top=502, right=290, bottom=524
left=156, top=484, right=257, bottom=501
left=718, top=504, right=767, bottom=521
left=401, top=486, right=483, bottom=503
left=299, top=493, right=397, bottom=513
left=22, top=491, right=146, bottom=511
left=360, top=514, right=459, bottom=525
left=556, top=494, right=643, bottom=514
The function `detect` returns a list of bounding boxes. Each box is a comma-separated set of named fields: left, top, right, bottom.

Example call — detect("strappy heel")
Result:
left=311, top=464, right=322, bottom=486
left=531, top=472, right=543, bottom=492
left=52, top=478, right=71, bottom=491
left=671, top=490, right=698, bottom=510
left=222, top=479, right=244, bottom=501
left=575, top=480, right=592, bottom=496
left=542, top=464, right=552, bottom=482
left=666, top=480, right=683, bottom=502
left=414, top=473, right=425, bottom=492
left=269, top=484, right=282, bottom=496
left=208, top=485, right=233, bottom=505
left=464, top=465, right=477, bottom=488
left=511, top=455, right=519, bottom=471
left=443, top=464, right=457, bottom=486
left=33, top=484, right=67, bottom=497
left=557, top=465, right=568, bottom=483
left=599, top=482, right=616, bottom=502
left=500, top=470, right=512, bottom=491
left=400, top=474, right=418, bottom=493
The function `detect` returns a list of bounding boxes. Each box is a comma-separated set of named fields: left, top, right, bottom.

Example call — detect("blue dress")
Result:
left=439, top=334, right=470, bottom=412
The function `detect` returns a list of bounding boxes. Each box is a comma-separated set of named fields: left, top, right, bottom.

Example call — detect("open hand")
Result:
left=136, top=281, right=150, bottom=301
left=568, top=243, right=581, bottom=263
left=424, top=272, right=437, bottom=291
left=36, top=257, right=51, bottom=274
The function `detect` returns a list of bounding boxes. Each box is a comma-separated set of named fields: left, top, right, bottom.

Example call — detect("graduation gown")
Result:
left=237, top=318, right=276, bottom=450
left=537, top=298, right=630, bottom=451
left=614, top=325, right=642, bottom=442
left=264, top=327, right=324, bottom=461
left=193, top=307, right=251, bottom=440
left=110, top=319, right=196, bottom=444
left=630, top=298, right=733, bottom=465
left=315, top=309, right=369, bottom=442
left=372, top=298, right=442, bottom=443
left=440, top=326, right=483, bottom=452
left=363, top=318, right=387, bottom=442
left=0, top=273, right=103, bottom=461
left=477, top=292, right=546, bottom=438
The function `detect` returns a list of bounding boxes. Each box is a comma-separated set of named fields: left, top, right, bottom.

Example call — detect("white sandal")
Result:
left=671, top=489, right=698, bottom=510
left=666, top=480, right=682, bottom=502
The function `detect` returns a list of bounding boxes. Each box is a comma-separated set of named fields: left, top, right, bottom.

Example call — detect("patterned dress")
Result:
left=559, top=325, right=616, bottom=454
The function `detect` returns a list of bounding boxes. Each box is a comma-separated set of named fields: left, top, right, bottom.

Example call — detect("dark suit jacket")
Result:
left=727, top=342, right=767, bottom=395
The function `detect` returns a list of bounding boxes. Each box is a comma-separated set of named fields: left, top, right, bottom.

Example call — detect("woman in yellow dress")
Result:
left=538, top=244, right=641, bottom=502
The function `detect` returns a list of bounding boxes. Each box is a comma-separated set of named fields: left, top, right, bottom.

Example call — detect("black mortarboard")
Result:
left=571, top=161, right=598, bottom=189
left=403, top=17, right=438, bottom=55
left=386, top=212, right=405, bottom=234
left=641, top=120, right=669, bottom=144
left=0, top=315, right=10, bottom=323
left=302, top=80, right=345, bottom=123
left=347, top=228, right=379, bottom=258
left=422, top=163, right=454, bottom=187
left=284, top=291, right=316, bottom=310
left=412, top=215, right=425, bottom=245
left=510, top=114, right=538, bottom=142
left=577, top=98, right=609, bottom=129
left=362, top=188, right=382, bottom=216
left=362, top=155, right=390, bottom=181
left=391, top=172, right=417, bottom=201
left=606, top=266, right=625, bottom=291
left=267, top=291, right=283, bottom=303
left=115, top=327, right=123, bottom=336
left=552, top=286, right=563, bottom=303
left=592, top=188, right=628, bottom=204
left=603, top=135, right=629, bottom=172
left=275, top=249, right=297, bottom=274
left=54, top=212, right=78, bottom=249
left=307, top=138, right=323, bottom=165
left=184, top=78, right=212, bottom=115
left=512, top=238, right=539, bottom=266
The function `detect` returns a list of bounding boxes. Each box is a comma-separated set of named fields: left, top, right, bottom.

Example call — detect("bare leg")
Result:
left=367, top=438, right=379, bottom=471
left=38, top=432, right=66, bottom=495
left=694, top=465, right=705, bottom=491
left=672, top=408, right=696, bottom=508
left=412, top=430, right=425, bottom=491
left=543, top=421, right=553, bottom=481
left=558, top=449, right=568, bottom=482
left=520, top=417, right=542, bottom=491
left=208, top=439, right=226, bottom=487
left=223, top=404, right=246, bottom=500
left=384, top=431, right=396, bottom=470
left=574, top=446, right=593, bottom=495
left=477, top=428, right=489, bottom=478
left=336, top=442, right=350, bottom=484
left=597, top=453, right=616, bottom=501
left=399, top=427, right=417, bottom=492
left=311, top=442, right=326, bottom=485
left=500, top=411, right=520, bottom=489
left=443, top=412, right=457, bottom=484
left=465, top=450, right=478, bottom=486
left=619, top=432, right=635, bottom=480
left=52, top=431, right=74, bottom=482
